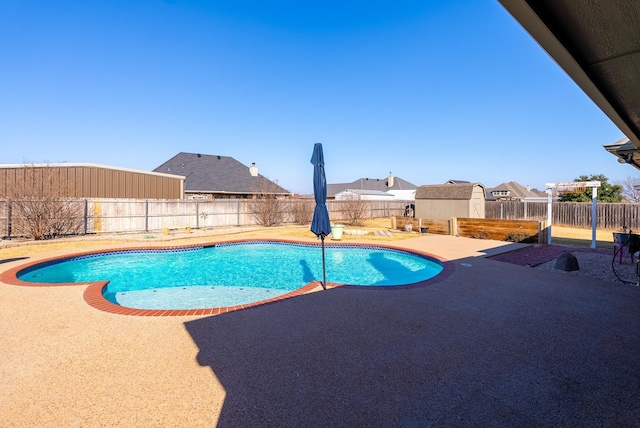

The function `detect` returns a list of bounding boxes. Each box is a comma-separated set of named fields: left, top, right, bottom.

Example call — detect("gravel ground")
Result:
left=536, top=251, right=640, bottom=285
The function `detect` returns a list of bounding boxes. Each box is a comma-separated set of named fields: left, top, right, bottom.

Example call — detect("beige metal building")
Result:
left=0, top=163, right=185, bottom=199
left=415, top=183, right=485, bottom=220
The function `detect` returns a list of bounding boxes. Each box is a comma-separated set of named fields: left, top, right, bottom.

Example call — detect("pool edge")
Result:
left=1, top=239, right=454, bottom=317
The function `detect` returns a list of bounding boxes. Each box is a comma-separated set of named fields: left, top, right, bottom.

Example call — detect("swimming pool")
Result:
left=15, top=241, right=445, bottom=313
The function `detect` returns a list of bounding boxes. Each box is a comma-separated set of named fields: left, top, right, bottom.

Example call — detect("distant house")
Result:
left=444, top=179, right=470, bottom=185
left=386, top=189, right=417, bottom=200
left=486, top=181, right=546, bottom=202
left=327, top=174, right=417, bottom=200
left=153, top=152, right=290, bottom=199
left=334, top=189, right=396, bottom=201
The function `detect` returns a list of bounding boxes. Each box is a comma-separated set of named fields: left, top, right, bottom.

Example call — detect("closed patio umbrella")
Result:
left=310, top=143, right=331, bottom=290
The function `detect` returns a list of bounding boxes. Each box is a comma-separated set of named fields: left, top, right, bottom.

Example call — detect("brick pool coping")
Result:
left=0, top=238, right=454, bottom=316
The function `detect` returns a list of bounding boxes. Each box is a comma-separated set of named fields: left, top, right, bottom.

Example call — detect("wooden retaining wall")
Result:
left=393, top=217, right=450, bottom=235
left=455, top=218, right=544, bottom=243
left=392, top=216, right=545, bottom=243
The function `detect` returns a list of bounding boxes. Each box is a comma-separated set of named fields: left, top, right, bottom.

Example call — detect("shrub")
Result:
left=248, top=181, right=286, bottom=227
left=288, top=200, right=314, bottom=225
left=8, top=164, right=84, bottom=240
left=470, top=231, right=489, bottom=240
left=338, top=198, right=369, bottom=226
left=504, top=232, right=536, bottom=243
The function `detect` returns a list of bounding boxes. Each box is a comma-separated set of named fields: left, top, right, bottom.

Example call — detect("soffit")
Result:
left=498, top=0, right=640, bottom=149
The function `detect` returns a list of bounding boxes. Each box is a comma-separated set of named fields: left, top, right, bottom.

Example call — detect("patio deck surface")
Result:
left=1, top=233, right=638, bottom=426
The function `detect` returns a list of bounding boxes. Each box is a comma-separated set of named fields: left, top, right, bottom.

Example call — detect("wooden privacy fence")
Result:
left=0, top=198, right=413, bottom=239
left=486, top=200, right=640, bottom=231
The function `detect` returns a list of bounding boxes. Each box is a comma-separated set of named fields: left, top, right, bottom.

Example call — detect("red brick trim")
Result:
left=0, top=239, right=453, bottom=316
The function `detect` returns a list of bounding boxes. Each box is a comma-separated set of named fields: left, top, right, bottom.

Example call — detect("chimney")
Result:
left=249, top=162, right=258, bottom=177
left=387, top=172, right=394, bottom=188
left=526, top=185, right=530, bottom=192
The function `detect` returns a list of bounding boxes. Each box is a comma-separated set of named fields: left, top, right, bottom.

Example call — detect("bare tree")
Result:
left=617, top=176, right=640, bottom=202
left=8, top=164, right=84, bottom=240
left=287, top=200, right=314, bottom=225
left=249, top=180, right=287, bottom=227
left=338, top=197, right=370, bottom=226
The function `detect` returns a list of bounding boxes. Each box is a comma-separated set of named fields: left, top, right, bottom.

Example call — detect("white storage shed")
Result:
left=415, top=183, right=485, bottom=220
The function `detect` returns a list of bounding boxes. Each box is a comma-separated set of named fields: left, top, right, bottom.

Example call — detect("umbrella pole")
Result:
left=321, top=235, right=327, bottom=290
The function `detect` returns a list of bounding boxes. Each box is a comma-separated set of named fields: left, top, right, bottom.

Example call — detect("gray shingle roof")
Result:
left=415, top=183, right=484, bottom=200
left=486, top=181, right=539, bottom=199
left=327, top=177, right=417, bottom=197
left=339, top=189, right=392, bottom=196
left=153, top=152, right=290, bottom=194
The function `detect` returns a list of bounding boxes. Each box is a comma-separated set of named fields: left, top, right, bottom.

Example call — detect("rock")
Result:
left=554, top=252, right=579, bottom=271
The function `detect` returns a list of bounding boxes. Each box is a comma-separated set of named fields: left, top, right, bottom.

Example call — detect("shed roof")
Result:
left=415, top=183, right=484, bottom=200
left=153, top=152, right=289, bottom=195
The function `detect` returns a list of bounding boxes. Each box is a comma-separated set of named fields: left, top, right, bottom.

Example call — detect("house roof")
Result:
left=153, top=152, right=290, bottom=195
left=486, top=181, right=541, bottom=200
left=327, top=176, right=417, bottom=197
left=338, top=189, right=391, bottom=196
left=415, top=183, right=484, bottom=200
left=444, top=179, right=470, bottom=184
left=499, top=1, right=640, bottom=161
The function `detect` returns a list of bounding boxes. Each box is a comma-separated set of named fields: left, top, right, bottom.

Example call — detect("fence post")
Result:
left=5, top=199, right=11, bottom=240
left=591, top=187, right=598, bottom=248
left=83, top=199, right=88, bottom=235
left=546, top=191, right=553, bottom=245
left=144, top=200, right=149, bottom=232
left=196, top=200, right=199, bottom=229
left=237, top=199, right=240, bottom=226
left=538, top=220, right=545, bottom=244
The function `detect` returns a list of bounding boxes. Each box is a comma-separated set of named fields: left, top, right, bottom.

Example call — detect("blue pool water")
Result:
left=18, top=242, right=443, bottom=310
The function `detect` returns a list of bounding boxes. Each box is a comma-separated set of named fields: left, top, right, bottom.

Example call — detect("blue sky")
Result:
left=0, top=0, right=632, bottom=194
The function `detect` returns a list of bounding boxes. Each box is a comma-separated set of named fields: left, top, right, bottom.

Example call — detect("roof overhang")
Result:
left=498, top=0, right=640, bottom=167
left=603, top=138, right=640, bottom=169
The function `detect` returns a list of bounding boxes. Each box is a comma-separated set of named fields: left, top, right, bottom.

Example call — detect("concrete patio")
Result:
left=1, top=233, right=639, bottom=426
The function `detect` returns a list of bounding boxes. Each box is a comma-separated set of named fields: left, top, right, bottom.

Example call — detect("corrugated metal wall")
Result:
left=0, top=165, right=183, bottom=199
